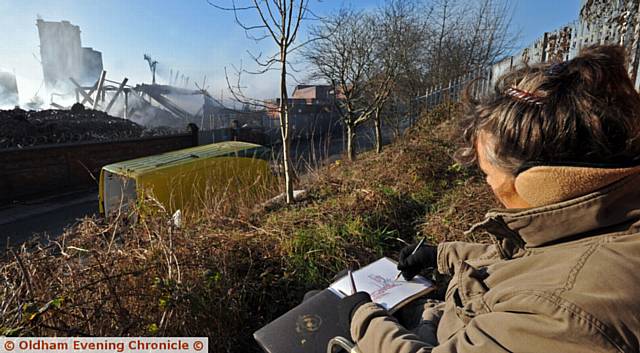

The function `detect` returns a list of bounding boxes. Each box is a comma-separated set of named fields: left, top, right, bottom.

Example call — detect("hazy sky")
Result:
left=0, top=0, right=580, bottom=105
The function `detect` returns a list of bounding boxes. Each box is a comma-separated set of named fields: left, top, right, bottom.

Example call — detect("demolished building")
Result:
left=36, top=19, right=103, bottom=92
left=33, top=18, right=268, bottom=144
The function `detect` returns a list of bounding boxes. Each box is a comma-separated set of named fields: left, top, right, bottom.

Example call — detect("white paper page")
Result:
left=329, top=257, right=433, bottom=311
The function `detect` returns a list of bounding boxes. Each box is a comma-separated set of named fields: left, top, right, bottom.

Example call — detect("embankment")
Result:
left=0, top=104, right=497, bottom=352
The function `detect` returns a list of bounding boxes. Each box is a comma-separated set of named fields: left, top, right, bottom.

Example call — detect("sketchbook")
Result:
left=329, top=257, right=434, bottom=313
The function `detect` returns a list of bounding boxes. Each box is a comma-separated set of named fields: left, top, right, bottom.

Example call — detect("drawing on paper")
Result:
left=368, top=274, right=402, bottom=301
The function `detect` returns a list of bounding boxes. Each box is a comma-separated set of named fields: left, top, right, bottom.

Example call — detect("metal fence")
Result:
left=422, top=67, right=493, bottom=108
left=423, top=0, right=640, bottom=108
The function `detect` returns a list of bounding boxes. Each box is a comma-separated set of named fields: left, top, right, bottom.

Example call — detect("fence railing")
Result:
left=423, top=0, right=640, bottom=109
left=422, top=67, right=493, bottom=109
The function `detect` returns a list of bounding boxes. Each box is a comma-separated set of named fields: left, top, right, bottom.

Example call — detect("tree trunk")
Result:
left=280, top=49, right=294, bottom=204
left=374, top=108, right=383, bottom=154
left=346, top=122, right=356, bottom=161
left=280, top=115, right=294, bottom=207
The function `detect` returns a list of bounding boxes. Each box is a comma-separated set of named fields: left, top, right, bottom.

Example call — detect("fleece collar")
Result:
left=467, top=173, right=640, bottom=248
left=514, top=165, right=640, bottom=207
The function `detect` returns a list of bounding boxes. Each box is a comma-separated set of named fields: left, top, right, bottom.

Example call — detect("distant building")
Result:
left=265, top=85, right=339, bottom=138
left=289, top=85, right=335, bottom=103
left=0, top=71, right=19, bottom=107
left=36, top=19, right=103, bottom=92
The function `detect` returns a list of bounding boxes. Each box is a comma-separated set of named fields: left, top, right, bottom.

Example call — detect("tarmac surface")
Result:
left=0, top=189, right=98, bottom=249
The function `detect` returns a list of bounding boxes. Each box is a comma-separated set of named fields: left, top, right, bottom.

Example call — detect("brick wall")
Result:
left=0, top=132, right=197, bottom=204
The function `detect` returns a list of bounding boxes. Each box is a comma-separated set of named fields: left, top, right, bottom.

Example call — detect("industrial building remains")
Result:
left=36, top=19, right=104, bottom=92
left=0, top=18, right=340, bottom=148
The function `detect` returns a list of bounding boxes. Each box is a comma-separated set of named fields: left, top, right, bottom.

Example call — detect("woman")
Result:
left=338, top=45, right=640, bottom=352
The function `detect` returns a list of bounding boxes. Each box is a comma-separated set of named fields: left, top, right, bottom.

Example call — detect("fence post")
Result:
left=188, top=123, right=199, bottom=146
left=425, top=87, right=429, bottom=109
left=451, top=78, right=457, bottom=102
left=453, top=77, right=458, bottom=101
left=430, top=86, right=435, bottom=107
left=432, top=85, right=436, bottom=106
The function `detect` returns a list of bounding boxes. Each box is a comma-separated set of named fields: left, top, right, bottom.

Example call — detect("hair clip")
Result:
left=504, top=87, right=545, bottom=106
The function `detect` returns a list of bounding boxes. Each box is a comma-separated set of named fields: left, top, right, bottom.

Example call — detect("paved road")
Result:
left=0, top=190, right=98, bottom=249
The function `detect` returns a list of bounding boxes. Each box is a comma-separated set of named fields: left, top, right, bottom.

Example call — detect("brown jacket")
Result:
left=351, top=173, right=640, bottom=353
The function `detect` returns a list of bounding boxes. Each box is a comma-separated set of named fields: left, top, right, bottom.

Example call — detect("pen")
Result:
left=348, top=270, right=357, bottom=294
left=394, top=237, right=426, bottom=281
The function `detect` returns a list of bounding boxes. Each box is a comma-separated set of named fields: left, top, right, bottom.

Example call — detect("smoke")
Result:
left=0, top=70, right=19, bottom=109
left=0, top=88, right=17, bottom=110
left=123, top=92, right=186, bottom=129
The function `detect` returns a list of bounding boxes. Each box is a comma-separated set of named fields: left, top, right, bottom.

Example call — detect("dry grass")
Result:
left=421, top=179, right=498, bottom=244
left=0, top=103, right=497, bottom=352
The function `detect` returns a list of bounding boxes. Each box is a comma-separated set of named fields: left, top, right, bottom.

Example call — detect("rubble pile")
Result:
left=0, top=107, right=146, bottom=148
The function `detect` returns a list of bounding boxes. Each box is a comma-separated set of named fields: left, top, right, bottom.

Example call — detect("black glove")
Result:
left=397, top=242, right=437, bottom=280
left=338, top=292, right=372, bottom=332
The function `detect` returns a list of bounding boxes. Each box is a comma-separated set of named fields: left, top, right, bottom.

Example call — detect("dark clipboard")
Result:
left=254, top=289, right=348, bottom=353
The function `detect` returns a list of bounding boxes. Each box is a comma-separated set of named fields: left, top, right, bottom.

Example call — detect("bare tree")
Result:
left=423, top=0, right=465, bottom=85
left=381, top=1, right=430, bottom=137
left=210, top=0, right=317, bottom=204
left=371, top=0, right=514, bottom=117
left=464, top=0, right=517, bottom=70
left=367, top=0, right=427, bottom=153
left=419, top=0, right=515, bottom=86
left=307, top=10, right=388, bottom=161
